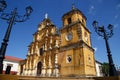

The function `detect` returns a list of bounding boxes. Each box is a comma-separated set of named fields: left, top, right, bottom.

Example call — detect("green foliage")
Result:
left=102, top=62, right=109, bottom=76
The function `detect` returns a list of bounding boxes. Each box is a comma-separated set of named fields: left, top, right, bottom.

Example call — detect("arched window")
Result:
left=39, top=48, right=43, bottom=56
left=67, top=18, right=72, bottom=24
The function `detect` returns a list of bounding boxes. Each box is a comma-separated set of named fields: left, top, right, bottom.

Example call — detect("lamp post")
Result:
left=0, top=0, right=33, bottom=74
left=0, top=0, right=7, bottom=12
left=92, top=20, right=118, bottom=76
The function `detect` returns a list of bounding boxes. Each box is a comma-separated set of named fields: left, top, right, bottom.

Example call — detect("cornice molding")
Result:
left=60, top=40, right=94, bottom=52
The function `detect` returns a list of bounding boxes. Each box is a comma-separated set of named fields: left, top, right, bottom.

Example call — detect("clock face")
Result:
left=66, top=32, right=72, bottom=41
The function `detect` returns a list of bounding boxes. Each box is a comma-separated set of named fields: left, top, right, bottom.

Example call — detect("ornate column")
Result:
left=35, top=42, right=39, bottom=54
left=46, top=30, right=49, bottom=37
left=53, top=50, right=59, bottom=77
left=31, top=45, right=34, bottom=54
left=46, top=36, right=53, bottom=77
left=41, top=56, right=47, bottom=77
left=28, top=56, right=32, bottom=75
left=23, top=65, right=26, bottom=76
left=41, top=40, right=47, bottom=77
left=31, top=57, right=34, bottom=76
left=33, top=66, right=37, bottom=76
left=33, top=59, right=37, bottom=76
left=46, top=51, right=52, bottom=77
left=53, top=39, right=59, bottom=77
left=25, top=59, right=29, bottom=75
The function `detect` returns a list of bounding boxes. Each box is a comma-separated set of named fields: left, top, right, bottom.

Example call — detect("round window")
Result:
left=65, top=32, right=73, bottom=41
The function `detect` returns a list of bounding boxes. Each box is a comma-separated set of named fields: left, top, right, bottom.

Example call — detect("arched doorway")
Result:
left=37, top=61, right=42, bottom=75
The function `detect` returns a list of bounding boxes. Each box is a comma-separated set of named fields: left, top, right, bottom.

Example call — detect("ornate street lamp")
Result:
left=0, top=0, right=7, bottom=12
left=0, top=0, right=33, bottom=74
left=92, top=20, right=118, bottom=76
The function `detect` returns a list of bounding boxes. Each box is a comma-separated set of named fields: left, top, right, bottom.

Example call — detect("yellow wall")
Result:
left=60, top=8, right=96, bottom=76
left=83, top=47, right=96, bottom=76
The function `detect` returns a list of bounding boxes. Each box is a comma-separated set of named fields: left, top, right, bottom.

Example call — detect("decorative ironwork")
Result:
left=92, top=20, right=118, bottom=76
left=0, top=0, right=33, bottom=74
left=0, top=0, right=7, bottom=12
left=0, top=6, right=33, bottom=22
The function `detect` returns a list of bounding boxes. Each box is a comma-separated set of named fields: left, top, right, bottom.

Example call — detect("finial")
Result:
left=72, top=3, right=75, bottom=10
left=45, top=13, right=48, bottom=19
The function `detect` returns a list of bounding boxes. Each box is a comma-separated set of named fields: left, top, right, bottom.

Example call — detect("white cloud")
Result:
left=97, top=0, right=103, bottom=3
left=116, top=4, right=120, bottom=9
left=94, top=47, right=97, bottom=52
left=97, top=36, right=102, bottom=40
left=114, top=24, right=119, bottom=28
left=114, top=15, right=119, bottom=19
left=114, top=14, right=119, bottom=22
left=88, top=5, right=95, bottom=15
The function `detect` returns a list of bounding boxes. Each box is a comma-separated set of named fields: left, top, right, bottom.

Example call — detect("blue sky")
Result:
left=0, top=0, right=120, bottom=67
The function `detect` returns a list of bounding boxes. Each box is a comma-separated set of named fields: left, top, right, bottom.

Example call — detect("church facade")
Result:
left=18, top=6, right=96, bottom=77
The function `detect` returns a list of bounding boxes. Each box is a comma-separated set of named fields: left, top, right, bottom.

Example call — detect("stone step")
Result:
left=1, top=74, right=120, bottom=80
left=18, top=76, right=95, bottom=80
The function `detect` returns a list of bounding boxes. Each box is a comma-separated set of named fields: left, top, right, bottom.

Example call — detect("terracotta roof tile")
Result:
left=5, top=56, right=23, bottom=62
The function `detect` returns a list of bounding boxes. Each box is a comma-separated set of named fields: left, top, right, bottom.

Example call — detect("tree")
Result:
left=102, top=62, right=109, bottom=76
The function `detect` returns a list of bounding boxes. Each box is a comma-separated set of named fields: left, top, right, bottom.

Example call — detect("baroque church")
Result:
left=18, top=6, right=96, bottom=77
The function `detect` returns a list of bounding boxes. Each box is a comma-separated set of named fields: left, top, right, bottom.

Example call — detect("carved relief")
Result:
left=77, top=24, right=82, bottom=41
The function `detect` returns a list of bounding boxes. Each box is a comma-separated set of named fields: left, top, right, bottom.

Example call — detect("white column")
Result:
left=28, top=70, right=30, bottom=75
left=33, top=60, right=37, bottom=76
left=33, top=66, right=37, bottom=76
left=41, top=56, right=46, bottom=77
left=53, top=39, right=60, bottom=77
left=46, top=51, right=52, bottom=77
left=23, top=70, right=27, bottom=76
left=35, top=43, right=39, bottom=54
left=23, top=65, right=26, bottom=76
left=53, top=50, right=59, bottom=77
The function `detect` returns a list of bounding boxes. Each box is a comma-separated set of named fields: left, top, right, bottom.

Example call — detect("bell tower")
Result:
left=59, top=6, right=96, bottom=76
